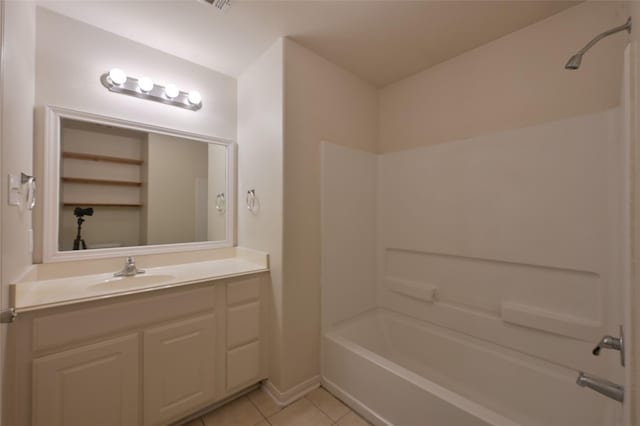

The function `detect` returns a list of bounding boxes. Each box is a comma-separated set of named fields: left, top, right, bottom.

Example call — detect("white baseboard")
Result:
left=321, top=377, right=391, bottom=426
left=263, top=375, right=321, bottom=406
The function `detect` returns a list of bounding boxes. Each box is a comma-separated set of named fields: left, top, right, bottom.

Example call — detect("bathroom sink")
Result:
left=88, top=274, right=175, bottom=291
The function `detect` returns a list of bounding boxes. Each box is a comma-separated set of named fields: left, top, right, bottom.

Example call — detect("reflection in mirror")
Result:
left=58, top=119, right=227, bottom=251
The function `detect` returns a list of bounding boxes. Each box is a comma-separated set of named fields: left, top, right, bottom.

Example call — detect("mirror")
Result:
left=42, top=107, right=235, bottom=261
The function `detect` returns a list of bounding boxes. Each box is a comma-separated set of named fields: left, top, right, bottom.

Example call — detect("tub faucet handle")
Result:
left=592, top=325, right=624, bottom=366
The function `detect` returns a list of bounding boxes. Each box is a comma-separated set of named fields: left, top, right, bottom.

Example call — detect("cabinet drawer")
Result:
left=32, top=334, right=139, bottom=426
left=227, top=302, right=260, bottom=349
left=227, top=341, right=261, bottom=392
left=33, top=286, right=216, bottom=352
left=226, top=277, right=261, bottom=306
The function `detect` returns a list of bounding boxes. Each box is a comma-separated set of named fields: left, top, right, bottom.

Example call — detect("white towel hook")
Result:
left=246, top=189, right=257, bottom=213
left=20, top=173, right=36, bottom=210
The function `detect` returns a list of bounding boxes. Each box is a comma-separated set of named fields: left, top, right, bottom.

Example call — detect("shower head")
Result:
left=565, top=17, right=631, bottom=70
left=565, top=53, right=583, bottom=70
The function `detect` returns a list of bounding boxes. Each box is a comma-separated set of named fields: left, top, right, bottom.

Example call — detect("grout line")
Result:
left=304, top=392, right=339, bottom=423
left=304, top=395, right=330, bottom=419
left=246, top=392, right=268, bottom=421
left=258, top=405, right=274, bottom=426
left=308, top=386, right=354, bottom=423
left=334, top=410, right=351, bottom=424
left=319, top=387, right=373, bottom=425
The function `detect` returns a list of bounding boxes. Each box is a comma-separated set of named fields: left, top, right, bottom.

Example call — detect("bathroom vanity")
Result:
left=7, top=249, right=269, bottom=426
left=3, top=97, right=269, bottom=425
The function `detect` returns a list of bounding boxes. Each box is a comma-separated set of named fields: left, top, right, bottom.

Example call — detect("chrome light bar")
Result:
left=100, top=69, right=202, bottom=111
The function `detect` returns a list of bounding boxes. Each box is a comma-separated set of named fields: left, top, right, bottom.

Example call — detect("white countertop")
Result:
left=12, top=248, right=269, bottom=312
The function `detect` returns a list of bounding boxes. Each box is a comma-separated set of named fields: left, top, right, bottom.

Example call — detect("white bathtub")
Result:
left=322, top=309, right=606, bottom=426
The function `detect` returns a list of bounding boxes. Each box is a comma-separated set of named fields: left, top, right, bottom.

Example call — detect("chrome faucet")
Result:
left=576, top=372, right=624, bottom=403
left=114, top=256, right=145, bottom=277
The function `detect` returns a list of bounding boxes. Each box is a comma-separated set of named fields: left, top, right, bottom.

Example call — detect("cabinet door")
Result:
left=143, top=313, right=216, bottom=426
left=32, top=334, right=139, bottom=426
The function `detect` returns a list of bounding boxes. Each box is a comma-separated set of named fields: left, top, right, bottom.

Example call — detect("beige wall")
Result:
left=238, top=38, right=377, bottom=393
left=379, top=1, right=630, bottom=153
left=320, top=143, right=377, bottom=331
left=1, top=1, right=35, bottom=296
left=35, top=8, right=236, bottom=140
left=237, top=39, right=286, bottom=389
left=281, top=39, right=378, bottom=389
left=145, top=134, right=208, bottom=245
left=1, top=2, right=36, bottom=424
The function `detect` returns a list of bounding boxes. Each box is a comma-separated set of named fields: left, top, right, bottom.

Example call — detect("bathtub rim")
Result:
left=322, top=309, right=522, bottom=426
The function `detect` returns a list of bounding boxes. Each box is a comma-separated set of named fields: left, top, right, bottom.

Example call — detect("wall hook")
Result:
left=21, top=173, right=36, bottom=210
left=215, top=193, right=226, bottom=213
left=246, top=189, right=258, bottom=213
left=8, top=173, right=36, bottom=210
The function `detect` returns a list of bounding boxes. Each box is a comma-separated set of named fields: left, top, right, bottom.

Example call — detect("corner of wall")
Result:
left=280, top=37, right=379, bottom=391
left=237, top=37, right=286, bottom=390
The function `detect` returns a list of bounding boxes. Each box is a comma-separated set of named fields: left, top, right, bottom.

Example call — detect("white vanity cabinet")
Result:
left=32, top=334, right=140, bottom=426
left=10, top=272, right=269, bottom=426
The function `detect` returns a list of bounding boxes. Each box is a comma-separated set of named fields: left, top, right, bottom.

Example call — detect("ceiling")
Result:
left=39, top=0, right=579, bottom=87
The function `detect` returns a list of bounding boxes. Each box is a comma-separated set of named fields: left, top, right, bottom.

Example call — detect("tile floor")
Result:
left=182, top=386, right=371, bottom=426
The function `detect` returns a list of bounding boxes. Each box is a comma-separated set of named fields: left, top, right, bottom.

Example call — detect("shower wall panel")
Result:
left=377, top=109, right=625, bottom=379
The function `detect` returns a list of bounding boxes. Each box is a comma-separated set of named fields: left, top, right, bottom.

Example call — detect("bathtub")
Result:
left=322, top=309, right=606, bottom=426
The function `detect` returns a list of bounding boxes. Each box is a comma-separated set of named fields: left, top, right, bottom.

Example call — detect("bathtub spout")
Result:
left=576, top=372, right=623, bottom=403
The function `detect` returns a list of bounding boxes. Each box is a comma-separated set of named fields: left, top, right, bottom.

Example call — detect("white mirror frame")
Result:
left=42, top=106, right=236, bottom=262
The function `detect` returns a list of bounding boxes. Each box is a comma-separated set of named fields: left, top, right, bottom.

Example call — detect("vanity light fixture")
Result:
left=100, top=69, right=202, bottom=111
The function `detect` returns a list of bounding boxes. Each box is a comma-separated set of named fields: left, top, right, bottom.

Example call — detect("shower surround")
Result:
left=320, top=108, right=627, bottom=425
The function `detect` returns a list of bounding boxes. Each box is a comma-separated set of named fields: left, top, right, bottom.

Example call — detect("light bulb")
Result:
left=109, top=68, right=127, bottom=86
left=138, top=77, right=154, bottom=93
left=164, top=84, right=179, bottom=99
left=108, top=68, right=127, bottom=85
left=187, top=91, right=202, bottom=105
